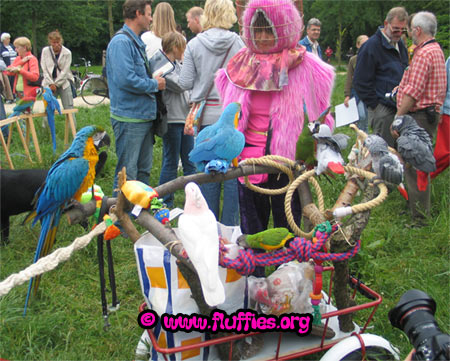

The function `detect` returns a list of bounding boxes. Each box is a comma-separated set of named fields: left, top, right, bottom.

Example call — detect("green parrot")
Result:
left=295, top=106, right=331, bottom=169
left=237, top=228, right=295, bottom=251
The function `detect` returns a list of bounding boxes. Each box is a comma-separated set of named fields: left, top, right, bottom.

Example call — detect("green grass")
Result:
left=0, top=74, right=448, bottom=360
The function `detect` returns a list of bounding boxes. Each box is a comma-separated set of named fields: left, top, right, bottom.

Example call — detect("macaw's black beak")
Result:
left=93, top=131, right=111, bottom=150
left=95, top=151, right=108, bottom=175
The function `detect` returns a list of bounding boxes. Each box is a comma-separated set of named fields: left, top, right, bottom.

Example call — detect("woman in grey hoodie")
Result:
left=179, top=0, right=245, bottom=226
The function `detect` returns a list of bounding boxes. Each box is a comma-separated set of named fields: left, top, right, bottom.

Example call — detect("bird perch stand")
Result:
left=66, top=147, right=390, bottom=334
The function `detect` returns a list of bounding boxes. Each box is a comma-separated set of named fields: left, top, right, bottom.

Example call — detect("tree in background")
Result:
left=1, top=0, right=447, bottom=65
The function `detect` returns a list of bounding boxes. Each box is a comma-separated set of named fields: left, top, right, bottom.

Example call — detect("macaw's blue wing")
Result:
left=43, top=87, right=61, bottom=153
left=189, top=128, right=245, bottom=173
left=24, top=156, right=90, bottom=315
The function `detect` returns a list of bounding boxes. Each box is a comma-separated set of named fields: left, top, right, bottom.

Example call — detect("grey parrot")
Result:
left=364, top=134, right=404, bottom=185
left=312, top=124, right=350, bottom=175
left=391, top=115, right=436, bottom=173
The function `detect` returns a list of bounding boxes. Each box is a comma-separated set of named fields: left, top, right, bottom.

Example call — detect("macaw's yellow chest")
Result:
left=73, top=138, right=99, bottom=201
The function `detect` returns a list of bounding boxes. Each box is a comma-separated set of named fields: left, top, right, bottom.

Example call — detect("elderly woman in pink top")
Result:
left=5, top=36, right=40, bottom=101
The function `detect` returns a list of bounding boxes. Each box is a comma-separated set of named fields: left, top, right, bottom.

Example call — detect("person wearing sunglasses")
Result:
left=353, top=7, right=409, bottom=148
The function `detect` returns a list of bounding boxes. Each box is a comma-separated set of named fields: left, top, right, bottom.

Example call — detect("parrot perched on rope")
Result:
left=23, top=125, right=110, bottom=315
left=364, top=134, right=408, bottom=200
left=313, top=124, right=350, bottom=175
left=295, top=106, right=330, bottom=169
left=364, top=134, right=404, bottom=185
left=42, top=87, right=62, bottom=153
left=390, top=115, right=436, bottom=173
left=237, top=228, right=295, bottom=251
left=189, top=102, right=245, bottom=173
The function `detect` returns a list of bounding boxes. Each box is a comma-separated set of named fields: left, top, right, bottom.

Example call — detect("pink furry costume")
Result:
left=215, top=0, right=335, bottom=241
left=216, top=0, right=335, bottom=162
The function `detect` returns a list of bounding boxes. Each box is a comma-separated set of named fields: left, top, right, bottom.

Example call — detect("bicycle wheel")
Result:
left=80, top=76, right=108, bottom=106
left=320, top=334, right=400, bottom=361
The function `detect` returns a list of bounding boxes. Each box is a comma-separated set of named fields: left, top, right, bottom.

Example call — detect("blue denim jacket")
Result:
left=299, top=36, right=322, bottom=59
left=106, top=25, right=158, bottom=120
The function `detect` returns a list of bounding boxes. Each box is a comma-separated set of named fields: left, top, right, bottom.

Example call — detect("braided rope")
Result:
left=284, top=169, right=317, bottom=238
left=219, top=224, right=360, bottom=275
left=342, top=165, right=389, bottom=214
left=0, top=216, right=116, bottom=297
left=285, top=166, right=388, bottom=237
left=241, top=155, right=296, bottom=195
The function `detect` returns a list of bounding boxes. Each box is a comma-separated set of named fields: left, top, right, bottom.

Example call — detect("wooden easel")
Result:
left=0, top=108, right=78, bottom=168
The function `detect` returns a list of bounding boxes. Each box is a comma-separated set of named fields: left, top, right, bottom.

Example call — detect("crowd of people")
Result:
left=1, top=0, right=448, bottom=230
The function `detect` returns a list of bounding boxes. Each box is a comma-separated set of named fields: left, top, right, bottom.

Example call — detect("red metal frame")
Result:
left=138, top=267, right=382, bottom=361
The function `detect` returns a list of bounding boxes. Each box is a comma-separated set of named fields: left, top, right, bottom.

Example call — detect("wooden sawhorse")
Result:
left=18, top=108, right=78, bottom=162
left=1, top=108, right=78, bottom=168
left=0, top=115, right=33, bottom=169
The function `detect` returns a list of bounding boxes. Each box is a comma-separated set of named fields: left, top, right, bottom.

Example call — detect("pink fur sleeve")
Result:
left=300, top=53, right=336, bottom=130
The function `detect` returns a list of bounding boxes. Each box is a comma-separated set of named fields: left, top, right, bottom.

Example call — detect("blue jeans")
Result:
left=200, top=179, right=239, bottom=226
left=111, top=118, right=154, bottom=196
left=159, top=123, right=196, bottom=207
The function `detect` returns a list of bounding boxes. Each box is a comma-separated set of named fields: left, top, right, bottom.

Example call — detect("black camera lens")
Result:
left=389, top=290, right=450, bottom=361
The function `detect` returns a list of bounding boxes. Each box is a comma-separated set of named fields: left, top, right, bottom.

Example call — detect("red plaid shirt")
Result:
left=397, top=39, right=447, bottom=112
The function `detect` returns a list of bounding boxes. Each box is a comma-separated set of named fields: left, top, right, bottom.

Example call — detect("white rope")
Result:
left=0, top=215, right=117, bottom=297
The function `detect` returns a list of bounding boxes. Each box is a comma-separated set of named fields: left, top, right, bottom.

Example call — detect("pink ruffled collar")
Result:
left=225, top=46, right=306, bottom=91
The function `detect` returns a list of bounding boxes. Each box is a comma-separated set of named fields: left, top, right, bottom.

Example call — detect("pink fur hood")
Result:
left=216, top=51, right=335, bottom=160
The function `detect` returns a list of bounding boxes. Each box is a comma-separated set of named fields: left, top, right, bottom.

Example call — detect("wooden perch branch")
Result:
left=66, top=163, right=293, bottom=225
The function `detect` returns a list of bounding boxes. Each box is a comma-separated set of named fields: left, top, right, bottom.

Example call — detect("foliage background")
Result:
left=0, top=74, right=449, bottom=360
left=0, top=0, right=448, bottom=65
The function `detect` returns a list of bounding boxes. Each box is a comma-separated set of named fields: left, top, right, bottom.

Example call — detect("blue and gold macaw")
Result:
left=189, top=102, right=244, bottom=173
left=23, top=125, right=110, bottom=315
left=42, top=87, right=61, bottom=153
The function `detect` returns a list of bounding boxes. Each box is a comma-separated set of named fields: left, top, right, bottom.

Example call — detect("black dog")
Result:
left=0, top=151, right=108, bottom=245
left=1, top=169, right=48, bottom=244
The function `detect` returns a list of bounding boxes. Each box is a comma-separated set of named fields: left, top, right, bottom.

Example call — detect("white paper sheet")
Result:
left=335, top=97, right=359, bottom=127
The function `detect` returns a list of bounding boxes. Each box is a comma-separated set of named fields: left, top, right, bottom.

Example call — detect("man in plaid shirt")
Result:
left=396, top=11, right=447, bottom=222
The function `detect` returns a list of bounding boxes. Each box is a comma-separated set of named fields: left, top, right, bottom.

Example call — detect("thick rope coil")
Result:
left=241, top=155, right=296, bottom=195
left=340, top=165, right=388, bottom=214
left=219, top=224, right=360, bottom=275
left=285, top=166, right=388, bottom=237
left=0, top=215, right=117, bottom=297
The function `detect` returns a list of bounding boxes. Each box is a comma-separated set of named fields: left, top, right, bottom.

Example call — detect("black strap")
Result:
left=48, top=46, right=61, bottom=72
left=423, top=39, right=437, bottom=46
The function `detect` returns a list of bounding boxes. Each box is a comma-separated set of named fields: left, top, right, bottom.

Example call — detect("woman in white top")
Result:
left=141, top=2, right=177, bottom=60
left=41, top=30, right=76, bottom=125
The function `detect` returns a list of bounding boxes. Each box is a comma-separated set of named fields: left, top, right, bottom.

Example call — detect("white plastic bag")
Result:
left=134, top=223, right=248, bottom=360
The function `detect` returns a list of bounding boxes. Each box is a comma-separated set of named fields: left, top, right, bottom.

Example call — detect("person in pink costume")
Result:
left=215, top=0, right=335, bottom=250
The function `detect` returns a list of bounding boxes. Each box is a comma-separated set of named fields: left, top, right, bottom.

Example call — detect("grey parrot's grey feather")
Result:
left=391, top=115, right=436, bottom=173
left=379, top=153, right=403, bottom=184
left=364, top=134, right=403, bottom=184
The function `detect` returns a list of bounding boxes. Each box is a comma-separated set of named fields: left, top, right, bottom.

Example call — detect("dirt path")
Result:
left=5, top=95, right=109, bottom=115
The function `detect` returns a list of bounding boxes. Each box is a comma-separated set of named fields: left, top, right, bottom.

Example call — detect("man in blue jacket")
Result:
left=299, top=18, right=322, bottom=59
left=353, top=7, right=408, bottom=147
left=106, top=0, right=165, bottom=194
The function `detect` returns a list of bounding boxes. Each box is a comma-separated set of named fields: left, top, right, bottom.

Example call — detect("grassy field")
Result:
left=0, top=74, right=448, bottom=360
